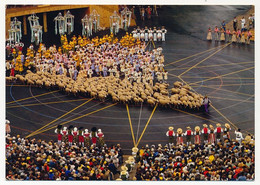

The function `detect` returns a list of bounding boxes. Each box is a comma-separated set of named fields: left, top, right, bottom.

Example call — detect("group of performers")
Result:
left=166, top=123, right=232, bottom=146
left=54, top=125, right=105, bottom=147
left=207, top=26, right=253, bottom=44
left=132, top=26, right=167, bottom=42
left=8, top=33, right=167, bottom=87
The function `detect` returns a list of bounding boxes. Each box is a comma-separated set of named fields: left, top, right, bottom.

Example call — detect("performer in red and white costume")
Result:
left=208, top=125, right=215, bottom=144
left=224, top=123, right=231, bottom=140
left=97, top=129, right=105, bottom=146
left=68, top=126, right=74, bottom=146
left=184, top=126, right=193, bottom=145
left=54, top=125, right=62, bottom=145
left=61, top=126, right=68, bottom=143
left=201, top=124, right=209, bottom=144
left=214, top=123, right=223, bottom=143
left=90, top=127, right=98, bottom=146
left=72, top=127, right=79, bottom=144
left=166, top=126, right=175, bottom=145
left=194, top=126, right=201, bottom=145
left=83, top=129, right=90, bottom=147
left=78, top=127, right=84, bottom=147
left=176, top=128, right=183, bottom=145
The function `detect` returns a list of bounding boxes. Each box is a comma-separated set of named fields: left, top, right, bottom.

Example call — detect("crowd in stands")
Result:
left=5, top=118, right=254, bottom=181
left=134, top=126, right=254, bottom=181
left=6, top=134, right=123, bottom=180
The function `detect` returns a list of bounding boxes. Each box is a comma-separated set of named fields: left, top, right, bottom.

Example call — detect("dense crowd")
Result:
left=6, top=135, right=123, bottom=180
left=134, top=134, right=254, bottom=181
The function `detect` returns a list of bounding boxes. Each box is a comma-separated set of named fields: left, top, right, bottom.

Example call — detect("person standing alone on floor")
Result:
left=203, top=96, right=211, bottom=113
left=233, top=17, right=238, bottom=31
left=6, top=119, right=11, bottom=135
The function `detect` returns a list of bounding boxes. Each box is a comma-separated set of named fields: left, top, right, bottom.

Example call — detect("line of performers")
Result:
left=132, top=26, right=167, bottom=42
left=166, top=123, right=232, bottom=146
left=54, top=125, right=105, bottom=147
left=207, top=26, right=252, bottom=44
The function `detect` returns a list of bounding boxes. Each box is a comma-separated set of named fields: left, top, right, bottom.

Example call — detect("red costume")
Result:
left=91, top=131, right=98, bottom=144
left=202, top=126, right=209, bottom=142
left=167, top=130, right=174, bottom=136
left=78, top=131, right=84, bottom=143
left=83, top=132, right=90, bottom=138
left=208, top=128, right=215, bottom=144
left=176, top=134, right=183, bottom=145
left=97, top=132, right=104, bottom=138
left=55, top=125, right=62, bottom=143
left=68, top=128, right=73, bottom=143
left=194, top=131, right=201, bottom=145
left=10, top=67, right=15, bottom=76
left=57, top=131, right=62, bottom=141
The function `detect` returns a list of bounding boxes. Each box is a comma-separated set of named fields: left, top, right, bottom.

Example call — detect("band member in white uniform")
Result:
left=144, top=26, right=149, bottom=42
left=132, top=28, right=138, bottom=40
left=161, top=26, right=167, bottom=41
left=157, top=27, right=162, bottom=42
left=136, top=26, right=141, bottom=40
left=153, top=27, right=157, bottom=42
left=148, top=28, right=153, bottom=41
left=140, top=28, right=145, bottom=41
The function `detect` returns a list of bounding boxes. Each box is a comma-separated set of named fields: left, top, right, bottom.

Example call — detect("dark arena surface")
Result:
left=6, top=5, right=254, bottom=154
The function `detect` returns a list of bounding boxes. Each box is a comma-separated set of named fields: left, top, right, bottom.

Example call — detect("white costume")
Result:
left=144, top=28, right=149, bottom=41
left=162, top=28, right=167, bottom=41
left=235, top=130, right=244, bottom=144
left=140, top=30, right=145, bottom=41
left=153, top=28, right=157, bottom=42
left=148, top=29, right=153, bottom=40
left=132, top=30, right=138, bottom=40
left=157, top=29, right=162, bottom=41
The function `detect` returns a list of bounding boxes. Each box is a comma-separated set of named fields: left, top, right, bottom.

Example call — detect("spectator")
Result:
left=6, top=135, right=122, bottom=180
left=135, top=138, right=254, bottom=181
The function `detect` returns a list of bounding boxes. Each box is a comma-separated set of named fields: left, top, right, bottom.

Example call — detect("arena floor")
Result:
left=6, top=6, right=254, bottom=154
